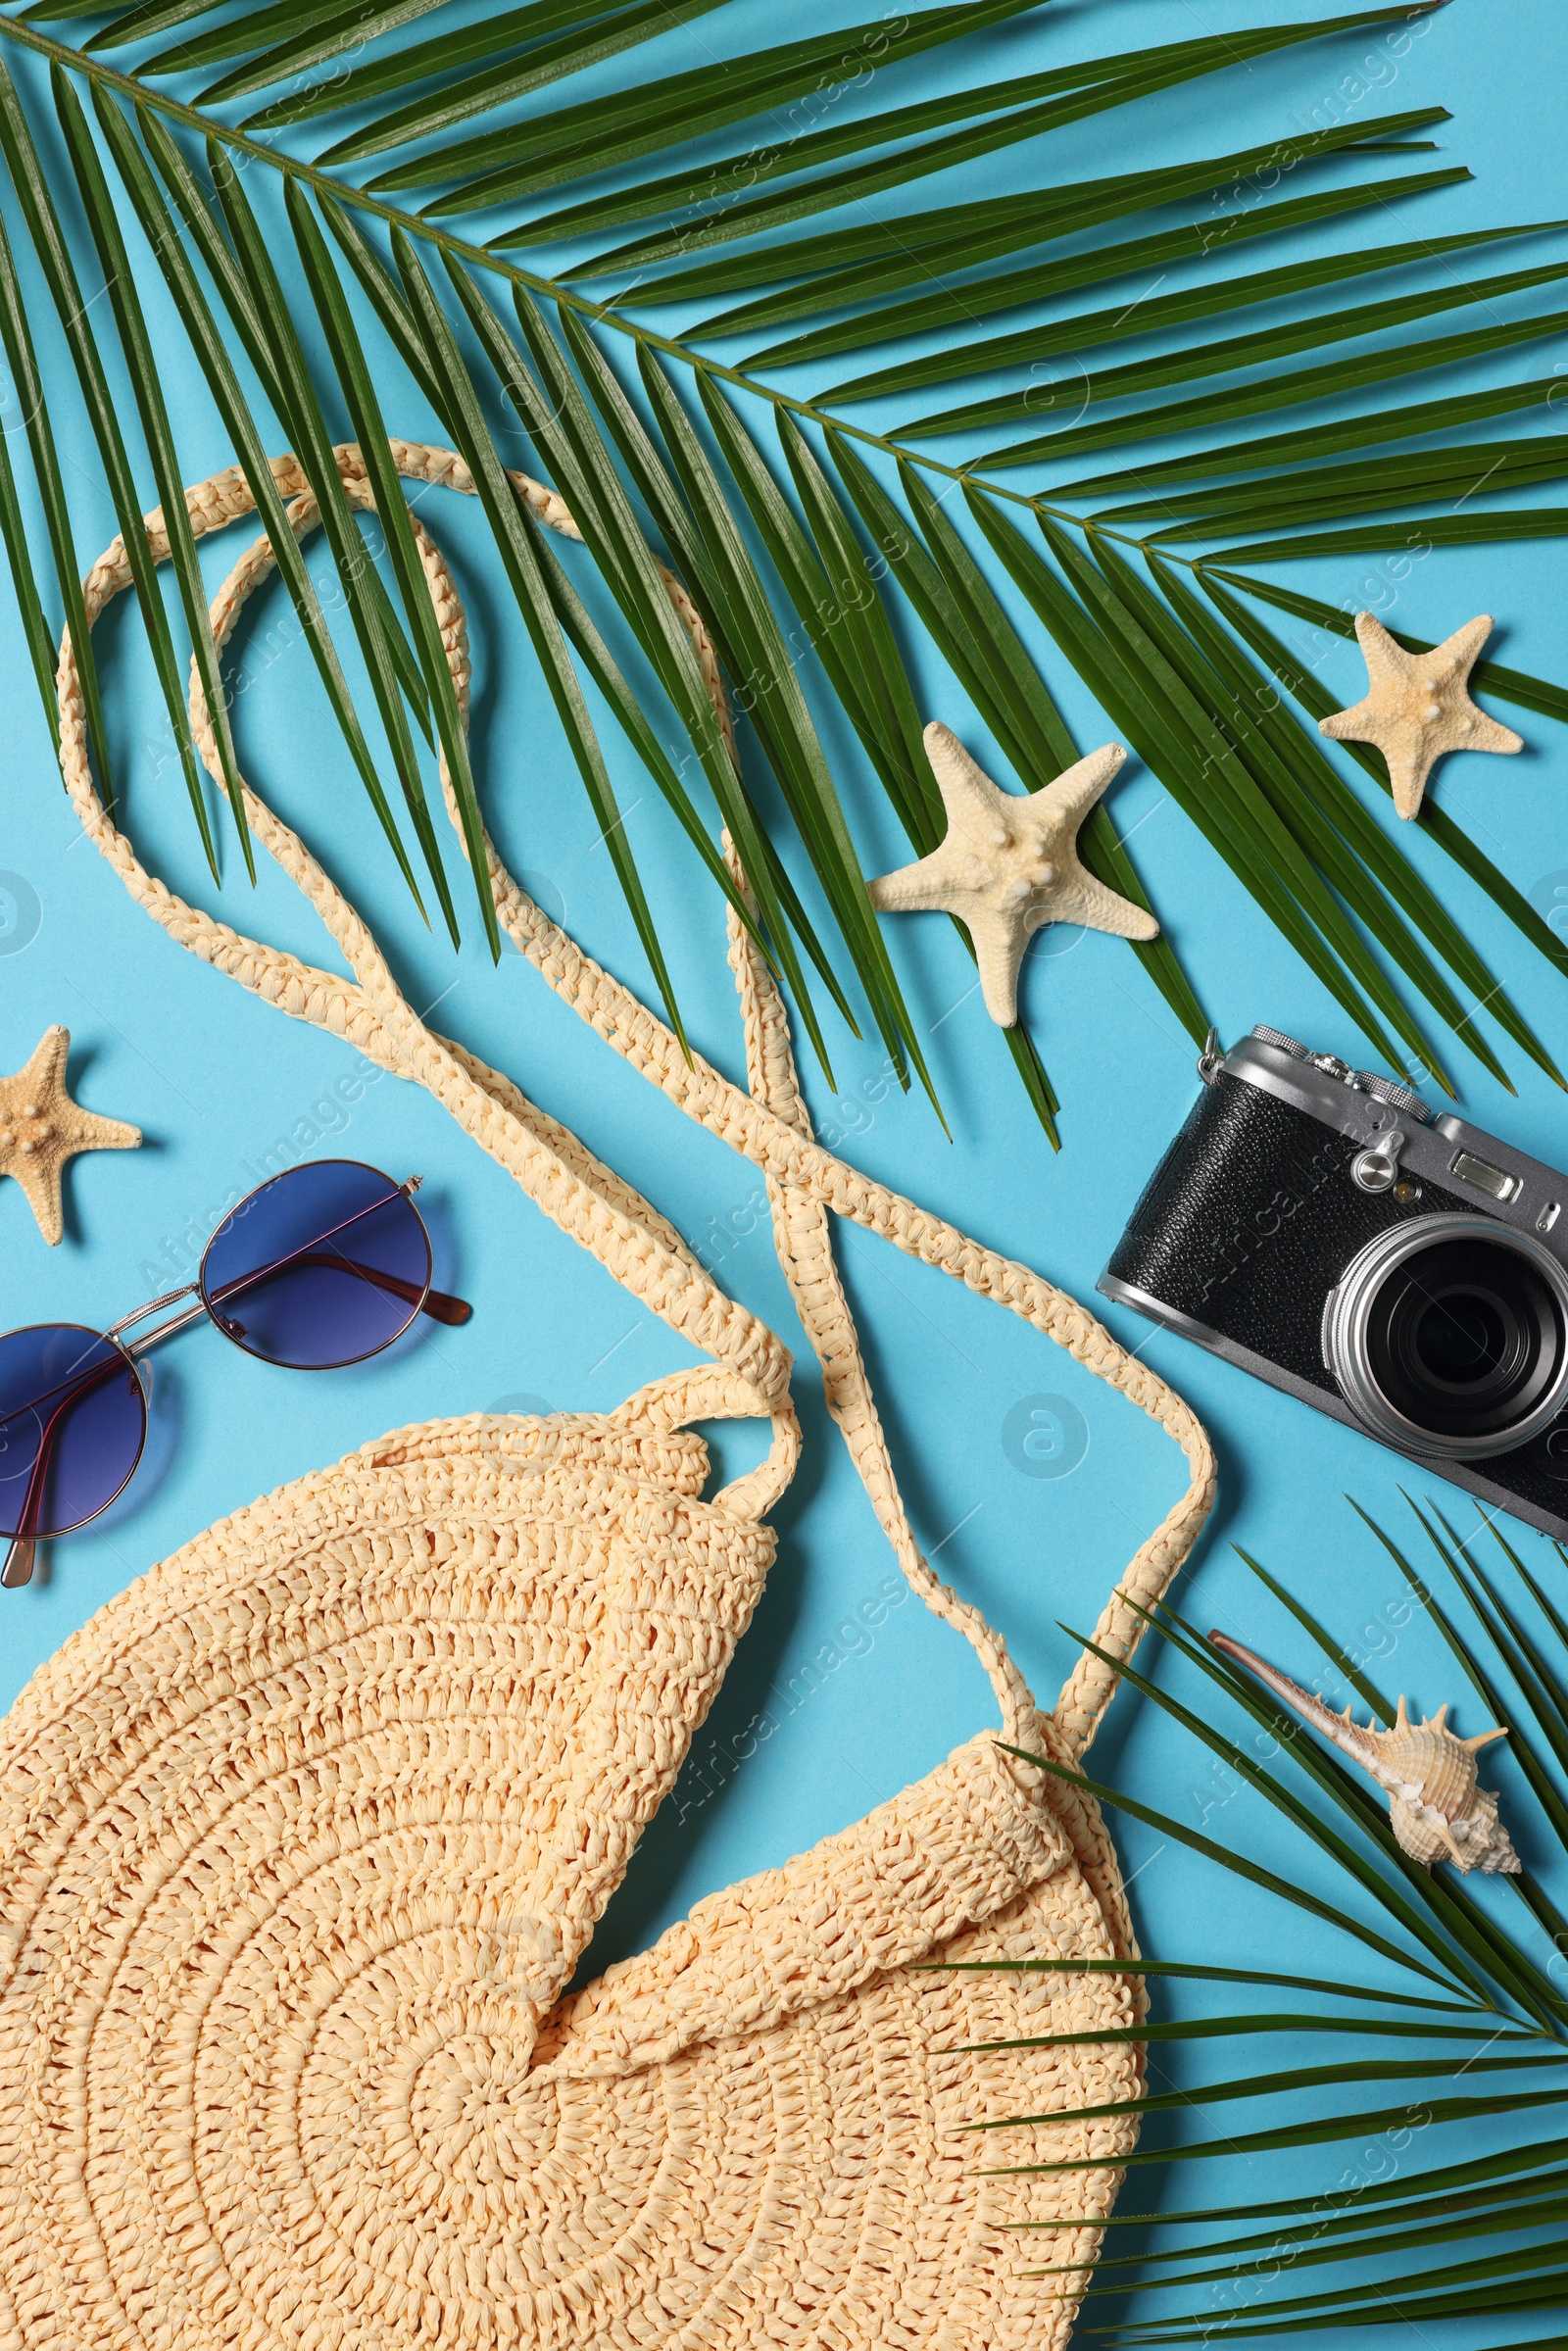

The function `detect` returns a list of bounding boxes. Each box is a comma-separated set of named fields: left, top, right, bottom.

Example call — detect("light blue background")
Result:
left=1, top=0, right=1565, bottom=2336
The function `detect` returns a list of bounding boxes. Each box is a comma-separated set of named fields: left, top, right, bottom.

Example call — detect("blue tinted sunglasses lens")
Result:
left=199, top=1160, right=432, bottom=1369
left=0, top=1323, right=146, bottom=1540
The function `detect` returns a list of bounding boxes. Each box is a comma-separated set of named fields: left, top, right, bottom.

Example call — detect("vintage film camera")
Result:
left=1100, top=1025, right=1568, bottom=1538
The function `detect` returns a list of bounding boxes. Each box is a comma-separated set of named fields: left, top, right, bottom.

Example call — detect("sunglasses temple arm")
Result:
left=419, top=1283, right=472, bottom=1328
left=330, top=1255, right=470, bottom=1326
left=211, top=1250, right=472, bottom=1330
left=1, top=1353, right=129, bottom=1589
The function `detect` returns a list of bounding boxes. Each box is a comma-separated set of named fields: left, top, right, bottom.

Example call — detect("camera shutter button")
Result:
left=1350, top=1126, right=1409, bottom=1195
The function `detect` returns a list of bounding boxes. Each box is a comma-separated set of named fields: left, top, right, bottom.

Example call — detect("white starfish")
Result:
left=867, top=723, right=1157, bottom=1028
left=1318, top=611, right=1523, bottom=820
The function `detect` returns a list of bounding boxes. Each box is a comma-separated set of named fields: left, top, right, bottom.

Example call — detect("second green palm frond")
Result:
left=2, top=0, right=1568, bottom=1137
left=966, top=1497, right=1568, bottom=2344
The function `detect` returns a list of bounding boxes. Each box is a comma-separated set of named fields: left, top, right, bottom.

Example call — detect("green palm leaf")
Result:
left=1205, top=570, right=1568, bottom=728
left=1147, top=557, right=1555, bottom=1090
left=922, top=253, right=1568, bottom=450
left=1101, top=438, right=1568, bottom=533
left=1065, top=2136, right=1568, bottom=2232
left=293, top=0, right=731, bottom=159
left=51, top=65, right=254, bottom=871
left=0, top=405, right=58, bottom=746
left=244, top=0, right=643, bottom=140
left=493, top=9, right=1429, bottom=256
left=0, top=0, right=1565, bottom=1144
left=398, top=234, right=672, bottom=991
left=700, top=125, right=1476, bottom=355
left=1055, top=373, right=1568, bottom=498
left=288, top=181, right=480, bottom=931
left=809, top=169, right=1478, bottom=404
left=0, top=82, right=113, bottom=799
left=641, top=353, right=941, bottom=1106
left=967, top=494, right=1443, bottom=1082
left=602, top=24, right=1433, bottom=280
left=456, top=269, right=842, bottom=1063
left=393, top=0, right=1039, bottom=205
left=981, top=302, right=1568, bottom=470
left=75, top=0, right=227, bottom=42
left=102, top=0, right=388, bottom=65
left=748, top=407, right=1069, bottom=1139
left=171, top=0, right=448, bottom=90
left=1095, top=2237, right=1568, bottom=2341
left=96, top=90, right=435, bottom=913
left=211, top=140, right=462, bottom=940
left=0, top=59, right=228, bottom=869
left=1192, top=573, right=1568, bottom=1022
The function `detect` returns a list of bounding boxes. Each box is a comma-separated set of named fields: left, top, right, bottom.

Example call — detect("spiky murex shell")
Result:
left=1207, top=1637, right=1518, bottom=1875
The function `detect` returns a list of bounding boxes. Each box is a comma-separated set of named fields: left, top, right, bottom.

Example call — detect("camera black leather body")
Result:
left=1101, top=1026, right=1568, bottom=1538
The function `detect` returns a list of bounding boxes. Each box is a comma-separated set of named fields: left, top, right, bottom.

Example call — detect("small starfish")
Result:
left=1318, top=612, right=1522, bottom=819
left=0, top=1027, right=140, bottom=1246
left=868, top=723, right=1156, bottom=1027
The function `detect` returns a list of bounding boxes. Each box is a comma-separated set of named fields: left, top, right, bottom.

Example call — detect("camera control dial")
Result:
left=1357, top=1072, right=1431, bottom=1123
left=1250, top=1025, right=1309, bottom=1058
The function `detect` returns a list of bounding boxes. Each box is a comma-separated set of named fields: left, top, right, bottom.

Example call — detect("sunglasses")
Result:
left=0, top=1157, right=470, bottom=1589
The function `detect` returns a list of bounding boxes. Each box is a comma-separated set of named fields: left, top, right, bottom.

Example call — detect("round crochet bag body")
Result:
left=0, top=448, right=1216, bottom=2351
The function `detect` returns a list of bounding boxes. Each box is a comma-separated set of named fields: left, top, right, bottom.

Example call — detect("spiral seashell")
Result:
left=1209, top=1633, right=1518, bottom=1874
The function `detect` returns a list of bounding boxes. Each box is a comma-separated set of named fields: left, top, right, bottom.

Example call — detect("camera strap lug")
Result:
left=1197, top=1027, right=1224, bottom=1085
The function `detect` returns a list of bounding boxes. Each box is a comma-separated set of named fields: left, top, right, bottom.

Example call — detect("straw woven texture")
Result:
left=0, top=444, right=1217, bottom=2351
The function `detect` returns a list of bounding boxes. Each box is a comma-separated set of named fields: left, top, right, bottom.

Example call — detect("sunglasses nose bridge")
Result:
left=105, top=1284, right=199, bottom=1346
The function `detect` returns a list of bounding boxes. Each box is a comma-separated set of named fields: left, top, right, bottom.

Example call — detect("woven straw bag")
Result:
left=0, top=445, right=1215, bottom=2351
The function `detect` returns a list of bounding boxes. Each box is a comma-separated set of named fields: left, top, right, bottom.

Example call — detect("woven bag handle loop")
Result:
left=55, top=455, right=800, bottom=1505
left=607, top=1367, right=801, bottom=1518
left=56, top=442, right=1214, bottom=1757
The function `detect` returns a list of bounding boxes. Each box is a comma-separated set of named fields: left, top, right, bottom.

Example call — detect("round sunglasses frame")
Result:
left=198, top=1158, right=435, bottom=1371
left=1, top=1160, right=469, bottom=1585
left=0, top=1323, right=147, bottom=1542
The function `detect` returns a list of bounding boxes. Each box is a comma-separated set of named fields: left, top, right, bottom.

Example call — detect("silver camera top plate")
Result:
left=1221, top=1031, right=1568, bottom=1263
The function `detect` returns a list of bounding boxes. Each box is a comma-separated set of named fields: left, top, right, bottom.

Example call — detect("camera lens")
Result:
left=1323, top=1215, right=1568, bottom=1460
left=1412, top=1296, right=1504, bottom=1383
left=1369, top=1237, right=1557, bottom=1438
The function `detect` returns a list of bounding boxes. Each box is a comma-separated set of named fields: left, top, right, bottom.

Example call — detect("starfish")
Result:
left=0, top=1026, right=140, bottom=1246
left=1318, top=612, right=1522, bottom=820
left=868, top=723, right=1157, bottom=1027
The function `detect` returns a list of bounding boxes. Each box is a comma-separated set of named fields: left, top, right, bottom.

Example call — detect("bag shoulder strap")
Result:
left=722, top=844, right=1041, bottom=1739
left=54, top=440, right=1214, bottom=1757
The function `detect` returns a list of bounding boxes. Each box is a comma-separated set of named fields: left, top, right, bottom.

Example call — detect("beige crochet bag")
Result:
left=0, top=446, right=1215, bottom=2351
